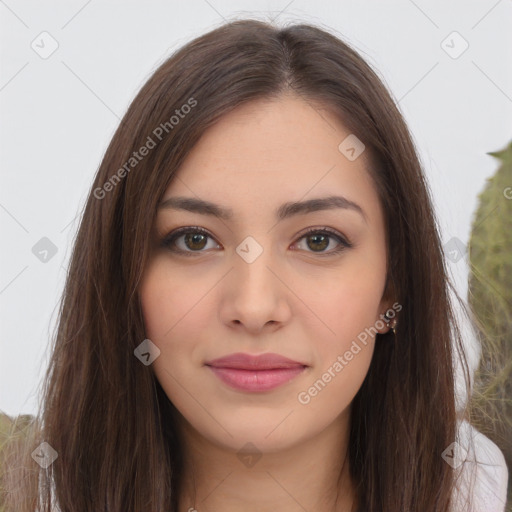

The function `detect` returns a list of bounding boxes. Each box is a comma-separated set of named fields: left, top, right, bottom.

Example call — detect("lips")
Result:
left=205, top=352, right=308, bottom=392
left=206, top=352, right=307, bottom=370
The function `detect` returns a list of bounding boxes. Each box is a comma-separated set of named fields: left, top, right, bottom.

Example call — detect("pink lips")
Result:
left=205, top=352, right=307, bottom=392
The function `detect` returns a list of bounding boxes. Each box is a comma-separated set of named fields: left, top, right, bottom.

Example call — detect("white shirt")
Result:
left=451, top=419, right=509, bottom=511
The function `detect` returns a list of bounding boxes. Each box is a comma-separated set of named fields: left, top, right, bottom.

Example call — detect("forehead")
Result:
left=163, top=94, right=379, bottom=221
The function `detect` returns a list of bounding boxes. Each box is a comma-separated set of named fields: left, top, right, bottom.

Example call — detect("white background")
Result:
left=1, top=0, right=511, bottom=417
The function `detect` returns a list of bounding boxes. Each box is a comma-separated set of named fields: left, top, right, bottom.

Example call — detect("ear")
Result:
left=376, top=274, right=400, bottom=334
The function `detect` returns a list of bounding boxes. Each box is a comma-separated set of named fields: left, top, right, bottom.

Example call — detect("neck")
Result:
left=175, top=409, right=357, bottom=512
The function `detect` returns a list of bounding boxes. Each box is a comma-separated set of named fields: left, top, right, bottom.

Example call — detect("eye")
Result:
left=160, top=226, right=352, bottom=257
left=292, top=227, right=352, bottom=255
left=160, top=226, right=220, bottom=256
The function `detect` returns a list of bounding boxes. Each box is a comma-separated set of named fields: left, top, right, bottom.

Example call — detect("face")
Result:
left=139, top=94, right=393, bottom=453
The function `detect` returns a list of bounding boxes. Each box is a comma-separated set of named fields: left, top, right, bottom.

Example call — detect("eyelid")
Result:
left=160, top=226, right=220, bottom=255
left=294, top=226, right=352, bottom=247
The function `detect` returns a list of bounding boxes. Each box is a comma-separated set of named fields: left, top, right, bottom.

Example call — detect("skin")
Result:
left=139, top=93, right=395, bottom=512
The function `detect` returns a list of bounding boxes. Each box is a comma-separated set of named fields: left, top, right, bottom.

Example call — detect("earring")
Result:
left=383, top=313, right=397, bottom=335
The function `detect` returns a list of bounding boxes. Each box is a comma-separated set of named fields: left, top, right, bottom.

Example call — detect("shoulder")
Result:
left=451, top=420, right=508, bottom=512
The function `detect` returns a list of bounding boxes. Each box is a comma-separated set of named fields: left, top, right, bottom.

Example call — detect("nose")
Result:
left=218, top=241, right=292, bottom=335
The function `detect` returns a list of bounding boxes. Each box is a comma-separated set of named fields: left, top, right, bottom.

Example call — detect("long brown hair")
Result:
left=4, top=18, right=472, bottom=511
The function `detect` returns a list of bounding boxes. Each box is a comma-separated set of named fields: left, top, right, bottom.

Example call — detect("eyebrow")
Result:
left=158, top=195, right=367, bottom=223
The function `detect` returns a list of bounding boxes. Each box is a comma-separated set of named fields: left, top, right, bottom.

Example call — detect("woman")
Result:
left=3, top=18, right=505, bottom=512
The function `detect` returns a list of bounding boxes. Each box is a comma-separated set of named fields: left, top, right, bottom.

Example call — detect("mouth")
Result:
left=205, top=352, right=308, bottom=392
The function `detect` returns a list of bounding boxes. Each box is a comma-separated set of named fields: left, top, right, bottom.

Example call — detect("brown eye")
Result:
left=161, top=227, right=221, bottom=256
left=293, top=227, right=352, bottom=255
left=183, top=232, right=208, bottom=250
left=305, top=233, right=330, bottom=252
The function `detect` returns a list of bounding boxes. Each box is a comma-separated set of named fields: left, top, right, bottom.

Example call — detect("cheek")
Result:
left=292, top=253, right=385, bottom=405
left=139, top=259, right=214, bottom=340
left=295, top=271, right=380, bottom=415
left=297, top=341, right=373, bottom=420
left=139, top=263, right=206, bottom=411
left=294, top=258, right=386, bottom=347
left=139, top=261, right=206, bottom=388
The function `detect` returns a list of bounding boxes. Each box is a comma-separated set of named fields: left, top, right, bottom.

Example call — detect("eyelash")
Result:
left=160, top=226, right=352, bottom=257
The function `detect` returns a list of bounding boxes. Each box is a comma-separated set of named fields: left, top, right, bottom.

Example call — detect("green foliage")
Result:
left=468, top=140, right=512, bottom=511
left=0, top=412, right=38, bottom=512
left=0, top=411, right=35, bottom=462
